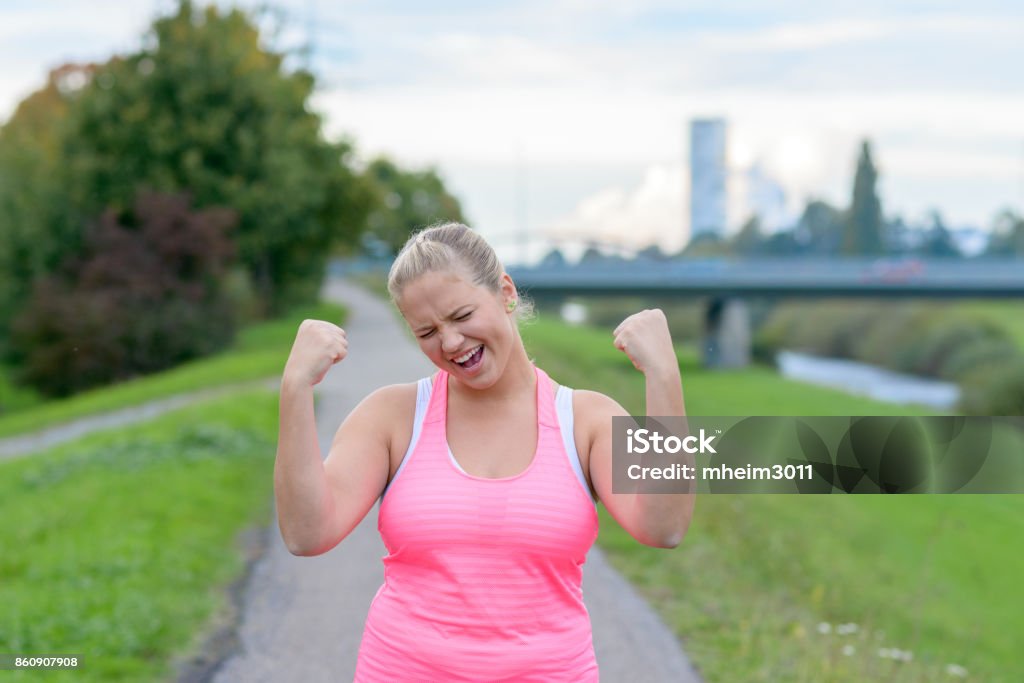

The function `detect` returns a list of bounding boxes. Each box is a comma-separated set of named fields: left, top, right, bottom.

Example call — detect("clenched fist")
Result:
left=612, top=309, right=678, bottom=377
left=282, top=319, right=349, bottom=388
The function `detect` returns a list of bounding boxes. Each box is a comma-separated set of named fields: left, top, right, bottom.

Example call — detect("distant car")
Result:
left=861, top=258, right=925, bottom=283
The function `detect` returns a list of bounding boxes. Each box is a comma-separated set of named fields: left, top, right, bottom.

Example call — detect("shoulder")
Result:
left=571, top=389, right=629, bottom=442
left=347, top=381, right=420, bottom=428
left=336, top=381, right=421, bottom=464
left=568, top=390, right=629, bottom=500
left=360, top=382, right=415, bottom=409
left=572, top=389, right=629, bottom=419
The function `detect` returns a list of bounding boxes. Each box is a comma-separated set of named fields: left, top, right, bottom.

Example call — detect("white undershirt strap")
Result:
left=554, top=385, right=594, bottom=500
left=382, top=376, right=431, bottom=497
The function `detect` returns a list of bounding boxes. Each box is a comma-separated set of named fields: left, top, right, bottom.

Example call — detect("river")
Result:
left=775, top=350, right=961, bottom=410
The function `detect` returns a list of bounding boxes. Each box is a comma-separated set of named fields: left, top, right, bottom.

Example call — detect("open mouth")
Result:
left=453, top=345, right=484, bottom=370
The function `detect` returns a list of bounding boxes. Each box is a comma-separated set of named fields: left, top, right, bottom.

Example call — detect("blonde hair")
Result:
left=387, top=222, right=534, bottom=323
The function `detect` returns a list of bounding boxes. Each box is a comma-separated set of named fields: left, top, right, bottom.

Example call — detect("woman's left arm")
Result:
left=582, top=308, right=695, bottom=548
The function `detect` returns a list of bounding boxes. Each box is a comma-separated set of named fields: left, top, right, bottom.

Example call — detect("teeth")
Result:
left=454, top=345, right=483, bottom=364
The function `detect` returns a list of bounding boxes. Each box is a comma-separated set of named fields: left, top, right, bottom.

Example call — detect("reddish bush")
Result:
left=8, top=191, right=238, bottom=396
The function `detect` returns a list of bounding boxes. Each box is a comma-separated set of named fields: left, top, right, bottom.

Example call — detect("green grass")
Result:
left=523, top=317, right=935, bottom=417
left=0, top=389, right=278, bottom=682
left=0, top=369, right=43, bottom=414
left=524, top=315, right=1024, bottom=683
left=958, top=300, right=1024, bottom=349
left=0, top=301, right=344, bottom=439
left=596, top=496, right=1024, bottom=683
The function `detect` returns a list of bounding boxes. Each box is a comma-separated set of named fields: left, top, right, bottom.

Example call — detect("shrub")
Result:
left=907, top=318, right=1008, bottom=379
left=756, top=300, right=879, bottom=360
left=7, top=191, right=237, bottom=397
left=941, top=337, right=1021, bottom=380
left=849, top=303, right=927, bottom=370
left=982, top=363, right=1024, bottom=415
left=959, top=360, right=1024, bottom=415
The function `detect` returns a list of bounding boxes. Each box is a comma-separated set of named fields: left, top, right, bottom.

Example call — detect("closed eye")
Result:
left=417, top=310, right=470, bottom=338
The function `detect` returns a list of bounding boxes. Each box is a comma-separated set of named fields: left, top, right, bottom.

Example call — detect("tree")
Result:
left=636, top=244, right=669, bottom=261
left=731, top=216, right=764, bottom=255
left=795, top=199, right=844, bottom=255
left=884, top=215, right=912, bottom=255
left=580, top=246, right=609, bottom=264
left=0, top=64, right=92, bottom=343
left=60, top=1, right=372, bottom=314
left=680, top=232, right=730, bottom=258
left=986, top=209, right=1024, bottom=257
left=363, top=156, right=465, bottom=255
left=919, top=210, right=960, bottom=258
left=761, top=230, right=802, bottom=256
left=842, top=141, right=885, bottom=256
left=539, top=248, right=567, bottom=268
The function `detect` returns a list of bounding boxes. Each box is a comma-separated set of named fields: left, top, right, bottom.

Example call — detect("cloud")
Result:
left=0, top=3, right=152, bottom=50
left=541, top=156, right=801, bottom=258
left=1, top=0, right=1021, bottom=230
left=424, top=33, right=593, bottom=86
left=697, top=19, right=897, bottom=52
left=545, top=164, right=689, bottom=254
left=693, top=15, right=1024, bottom=54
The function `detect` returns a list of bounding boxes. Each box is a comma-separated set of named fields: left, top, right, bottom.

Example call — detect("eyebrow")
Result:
left=413, top=305, right=472, bottom=333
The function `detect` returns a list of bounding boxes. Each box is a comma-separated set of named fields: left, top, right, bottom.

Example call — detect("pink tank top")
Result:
left=354, top=366, right=600, bottom=682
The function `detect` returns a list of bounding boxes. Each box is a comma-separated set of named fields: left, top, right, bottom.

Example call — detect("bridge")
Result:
left=505, top=257, right=1024, bottom=368
left=505, top=257, right=1024, bottom=299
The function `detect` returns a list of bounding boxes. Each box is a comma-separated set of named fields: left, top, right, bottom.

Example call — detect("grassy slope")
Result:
left=0, top=301, right=344, bottom=439
left=0, top=390, right=278, bottom=682
left=0, top=302, right=344, bottom=680
left=523, top=316, right=1024, bottom=683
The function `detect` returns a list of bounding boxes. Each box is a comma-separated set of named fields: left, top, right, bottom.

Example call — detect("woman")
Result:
left=275, top=223, right=694, bottom=681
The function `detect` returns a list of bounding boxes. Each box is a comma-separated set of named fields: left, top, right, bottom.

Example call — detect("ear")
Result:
left=499, top=272, right=517, bottom=307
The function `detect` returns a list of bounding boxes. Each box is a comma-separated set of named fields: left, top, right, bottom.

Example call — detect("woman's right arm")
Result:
left=274, top=319, right=399, bottom=557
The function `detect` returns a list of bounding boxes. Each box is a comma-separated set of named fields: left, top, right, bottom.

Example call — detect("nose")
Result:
left=439, top=326, right=464, bottom=354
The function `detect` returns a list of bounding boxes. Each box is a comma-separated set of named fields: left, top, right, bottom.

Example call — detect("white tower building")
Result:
left=689, top=118, right=728, bottom=240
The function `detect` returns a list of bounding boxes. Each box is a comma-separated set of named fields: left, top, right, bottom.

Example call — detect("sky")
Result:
left=2, top=0, right=1023, bottom=262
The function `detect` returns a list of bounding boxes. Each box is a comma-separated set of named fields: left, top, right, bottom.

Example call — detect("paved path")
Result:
left=0, top=378, right=280, bottom=462
left=206, top=278, right=702, bottom=682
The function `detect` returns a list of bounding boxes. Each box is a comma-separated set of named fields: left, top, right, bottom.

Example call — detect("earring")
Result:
left=507, top=300, right=517, bottom=312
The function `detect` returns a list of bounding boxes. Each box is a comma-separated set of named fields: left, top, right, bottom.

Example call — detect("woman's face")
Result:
left=396, top=267, right=518, bottom=389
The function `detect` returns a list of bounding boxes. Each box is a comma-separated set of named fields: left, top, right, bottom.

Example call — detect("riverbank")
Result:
left=757, top=298, right=1024, bottom=415
left=776, top=350, right=961, bottom=411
